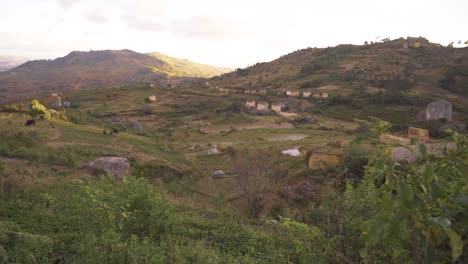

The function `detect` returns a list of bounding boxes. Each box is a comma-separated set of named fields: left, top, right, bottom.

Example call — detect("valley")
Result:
left=0, top=38, right=467, bottom=263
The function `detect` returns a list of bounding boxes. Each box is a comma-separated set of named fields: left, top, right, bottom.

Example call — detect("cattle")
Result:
left=24, top=119, right=36, bottom=126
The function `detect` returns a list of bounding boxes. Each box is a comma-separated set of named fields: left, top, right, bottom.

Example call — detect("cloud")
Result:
left=122, top=15, right=165, bottom=32
left=57, top=0, right=82, bottom=9
left=85, top=11, right=108, bottom=24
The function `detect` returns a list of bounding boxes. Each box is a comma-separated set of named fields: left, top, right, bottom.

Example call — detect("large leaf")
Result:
left=421, top=164, right=434, bottom=186
left=446, top=229, right=463, bottom=261
left=399, top=181, right=414, bottom=209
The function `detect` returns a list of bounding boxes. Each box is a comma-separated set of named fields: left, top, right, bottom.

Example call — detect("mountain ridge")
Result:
left=0, top=49, right=231, bottom=103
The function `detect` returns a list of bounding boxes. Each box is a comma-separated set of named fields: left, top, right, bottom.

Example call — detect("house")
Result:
left=286, top=90, right=299, bottom=96
left=51, top=93, right=58, bottom=97
left=302, top=91, right=312, bottom=98
left=245, top=99, right=256, bottom=108
left=271, top=102, right=283, bottom=113
left=321, top=92, right=328, bottom=98
left=148, top=95, right=157, bottom=102
left=408, top=127, right=429, bottom=143
left=256, top=101, right=269, bottom=111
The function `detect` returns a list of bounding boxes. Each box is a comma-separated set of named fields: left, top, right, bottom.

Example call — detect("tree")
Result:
left=364, top=41, right=369, bottom=45
left=29, top=100, right=50, bottom=119
left=232, top=148, right=289, bottom=218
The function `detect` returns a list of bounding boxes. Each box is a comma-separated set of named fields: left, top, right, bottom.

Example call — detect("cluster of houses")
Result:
left=285, top=89, right=328, bottom=98
left=215, top=87, right=329, bottom=98
left=245, top=99, right=285, bottom=113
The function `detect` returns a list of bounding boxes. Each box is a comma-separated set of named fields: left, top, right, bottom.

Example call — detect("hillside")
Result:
left=211, top=37, right=468, bottom=123
left=0, top=56, right=28, bottom=71
left=147, top=52, right=232, bottom=77
left=0, top=50, right=230, bottom=103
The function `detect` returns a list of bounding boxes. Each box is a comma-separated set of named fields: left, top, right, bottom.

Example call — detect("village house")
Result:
left=321, top=92, right=328, bottom=98
left=256, top=101, right=269, bottom=111
left=147, top=95, right=157, bottom=102
left=51, top=93, right=58, bottom=97
left=245, top=99, right=256, bottom=108
left=302, top=91, right=312, bottom=98
left=271, top=102, right=283, bottom=113
left=290, top=90, right=300, bottom=97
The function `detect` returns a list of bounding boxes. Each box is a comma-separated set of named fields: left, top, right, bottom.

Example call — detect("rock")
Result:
left=51, top=95, right=62, bottom=108
left=390, top=143, right=457, bottom=163
left=129, top=120, right=142, bottom=131
left=85, top=157, right=130, bottom=179
left=438, top=124, right=456, bottom=137
left=416, top=110, right=426, bottom=122
left=48, top=109, right=59, bottom=117
left=407, top=127, right=429, bottom=143
left=211, top=170, right=226, bottom=179
left=455, top=124, right=466, bottom=132
left=423, top=100, right=453, bottom=122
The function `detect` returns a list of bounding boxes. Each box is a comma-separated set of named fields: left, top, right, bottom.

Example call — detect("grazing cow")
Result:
left=24, top=119, right=36, bottom=126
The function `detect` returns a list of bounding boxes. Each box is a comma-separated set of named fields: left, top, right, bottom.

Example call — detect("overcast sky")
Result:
left=0, top=0, right=466, bottom=67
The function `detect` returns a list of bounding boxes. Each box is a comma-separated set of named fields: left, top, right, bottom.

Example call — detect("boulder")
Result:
left=422, top=100, right=453, bottom=122
left=85, top=157, right=130, bottom=179
left=455, top=124, right=466, bottom=132
left=416, top=110, right=426, bottom=122
left=211, top=170, right=226, bottom=179
left=129, top=120, right=142, bottom=131
left=51, top=95, right=62, bottom=108
left=438, top=124, right=456, bottom=137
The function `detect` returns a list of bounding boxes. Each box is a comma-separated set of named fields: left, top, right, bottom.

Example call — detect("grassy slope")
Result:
left=148, top=52, right=232, bottom=78
left=211, top=38, right=468, bottom=122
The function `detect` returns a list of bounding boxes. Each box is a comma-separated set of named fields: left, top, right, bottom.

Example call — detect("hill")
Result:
left=147, top=51, right=231, bottom=77
left=211, top=37, right=468, bottom=123
left=0, top=50, right=230, bottom=103
left=0, top=56, right=28, bottom=71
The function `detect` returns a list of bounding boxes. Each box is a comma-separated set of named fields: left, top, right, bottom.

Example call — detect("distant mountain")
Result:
left=0, top=56, right=28, bottom=71
left=147, top=52, right=232, bottom=78
left=0, top=50, right=230, bottom=103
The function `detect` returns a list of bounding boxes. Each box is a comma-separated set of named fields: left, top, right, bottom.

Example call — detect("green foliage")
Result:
left=29, top=100, right=50, bottom=118
left=0, top=221, right=53, bottom=264
left=355, top=119, right=467, bottom=262
left=1, top=176, right=328, bottom=263
left=439, top=66, right=468, bottom=96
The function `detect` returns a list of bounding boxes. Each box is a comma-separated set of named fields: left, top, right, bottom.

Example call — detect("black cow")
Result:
left=24, top=119, right=36, bottom=126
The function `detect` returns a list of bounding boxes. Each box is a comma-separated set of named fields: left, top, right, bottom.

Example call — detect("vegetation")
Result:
left=0, top=114, right=465, bottom=263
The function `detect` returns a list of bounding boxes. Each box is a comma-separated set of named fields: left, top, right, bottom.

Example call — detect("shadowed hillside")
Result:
left=212, top=37, right=468, bottom=100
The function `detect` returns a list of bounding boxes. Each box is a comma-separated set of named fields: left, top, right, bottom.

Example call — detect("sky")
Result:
left=0, top=0, right=467, bottom=68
